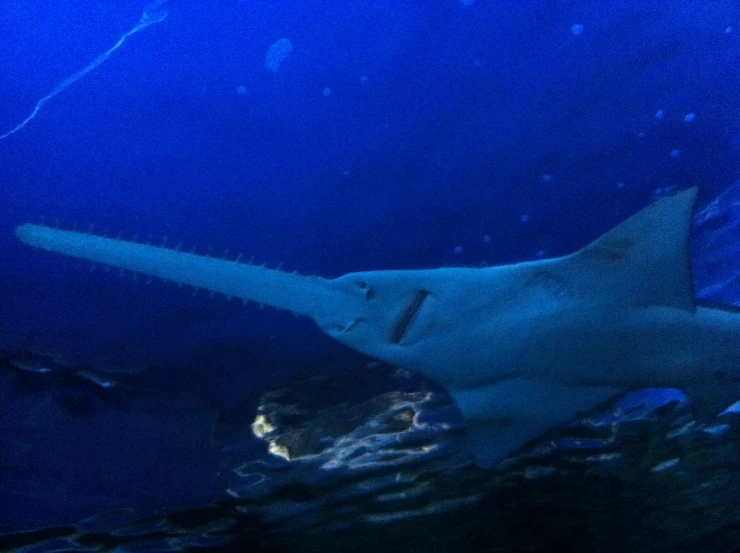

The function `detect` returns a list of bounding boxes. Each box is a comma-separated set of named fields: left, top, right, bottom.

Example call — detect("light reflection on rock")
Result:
left=207, top=363, right=740, bottom=552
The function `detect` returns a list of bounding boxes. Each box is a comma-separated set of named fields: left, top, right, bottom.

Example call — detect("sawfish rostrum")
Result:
left=15, top=187, right=740, bottom=467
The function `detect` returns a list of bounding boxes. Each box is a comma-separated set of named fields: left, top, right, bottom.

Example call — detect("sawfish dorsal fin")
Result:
left=567, top=187, right=698, bottom=311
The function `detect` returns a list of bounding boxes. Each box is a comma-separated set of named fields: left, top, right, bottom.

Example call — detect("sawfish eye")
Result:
left=358, top=281, right=373, bottom=299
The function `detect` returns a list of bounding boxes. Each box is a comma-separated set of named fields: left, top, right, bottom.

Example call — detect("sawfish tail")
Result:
left=15, top=223, right=331, bottom=317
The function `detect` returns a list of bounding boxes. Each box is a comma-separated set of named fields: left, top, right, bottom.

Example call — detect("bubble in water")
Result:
left=571, top=24, right=584, bottom=36
left=265, top=38, right=293, bottom=72
left=483, top=235, right=492, bottom=243
left=520, top=214, right=530, bottom=224
left=655, top=109, right=665, bottom=120
left=236, top=85, right=248, bottom=95
left=670, top=149, right=681, bottom=158
left=684, top=113, right=696, bottom=122
left=542, top=173, right=553, bottom=183
left=322, top=87, right=332, bottom=97
left=453, top=246, right=464, bottom=254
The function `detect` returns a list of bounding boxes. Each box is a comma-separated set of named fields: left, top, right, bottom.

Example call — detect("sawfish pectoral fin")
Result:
left=451, top=378, right=626, bottom=468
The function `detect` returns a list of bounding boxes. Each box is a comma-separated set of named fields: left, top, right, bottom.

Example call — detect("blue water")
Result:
left=1, top=0, right=739, bottom=543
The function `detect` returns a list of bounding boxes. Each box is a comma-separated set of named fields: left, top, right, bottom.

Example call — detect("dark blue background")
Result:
left=1, top=0, right=739, bottom=532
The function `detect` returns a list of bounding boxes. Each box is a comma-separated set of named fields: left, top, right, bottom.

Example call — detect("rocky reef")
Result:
left=5, top=359, right=740, bottom=553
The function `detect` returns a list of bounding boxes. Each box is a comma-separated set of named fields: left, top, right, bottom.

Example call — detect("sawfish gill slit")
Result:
left=391, top=290, right=430, bottom=345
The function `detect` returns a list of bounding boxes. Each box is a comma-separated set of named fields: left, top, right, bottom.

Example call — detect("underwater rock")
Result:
left=6, top=360, right=740, bottom=553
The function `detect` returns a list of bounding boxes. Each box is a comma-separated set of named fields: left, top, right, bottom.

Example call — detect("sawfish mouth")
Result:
left=391, top=290, right=430, bottom=345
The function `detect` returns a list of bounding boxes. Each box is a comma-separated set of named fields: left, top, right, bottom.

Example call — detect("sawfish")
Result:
left=15, top=187, right=740, bottom=467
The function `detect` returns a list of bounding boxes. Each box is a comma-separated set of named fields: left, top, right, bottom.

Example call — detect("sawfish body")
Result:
left=15, top=187, right=740, bottom=467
